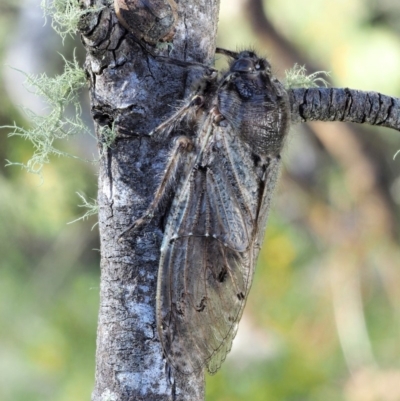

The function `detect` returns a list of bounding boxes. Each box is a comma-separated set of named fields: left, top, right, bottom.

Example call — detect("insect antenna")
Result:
left=215, top=48, right=239, bottom=59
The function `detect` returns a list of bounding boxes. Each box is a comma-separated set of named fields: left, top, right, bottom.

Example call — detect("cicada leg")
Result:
left=119, top=136, right=195, bottom=240
left=150, top=95, right=204, bottom=137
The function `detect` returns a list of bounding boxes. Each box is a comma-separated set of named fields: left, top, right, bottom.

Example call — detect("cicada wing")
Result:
left=158, top=235, right=251, bottom=374
left=253, top=155, right=283, bottom=258
left=157, top=162, right=255, bottom=374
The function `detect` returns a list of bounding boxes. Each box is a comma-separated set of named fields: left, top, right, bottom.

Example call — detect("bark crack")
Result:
left=344, top=88, right=352, bottom=121
left=361, top=92, right=369, bottom=124
left=107, top=147, right=114, bottom=217
left=299, top=88, right=308, bottom=121
left=383, top=96, right=394, bottom=125
left=183, top=14, right=189, bottom=60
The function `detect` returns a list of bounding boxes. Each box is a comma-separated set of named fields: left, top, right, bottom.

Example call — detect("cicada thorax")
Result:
left=217, top=53, right=290, bottom=158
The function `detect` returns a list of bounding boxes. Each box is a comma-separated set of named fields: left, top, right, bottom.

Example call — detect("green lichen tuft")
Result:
left=284, top=64, right=330, bottom=89
left=41, top=0, right=106, bottom=41
left=99, top=122, right=117, bottom=155
left=4, top=53, right=91, bottom=176
left=68, top=192, right=98, bottom=228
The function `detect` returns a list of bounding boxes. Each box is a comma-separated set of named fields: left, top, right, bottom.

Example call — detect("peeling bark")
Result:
left=79, top=1, right=219, bottom=400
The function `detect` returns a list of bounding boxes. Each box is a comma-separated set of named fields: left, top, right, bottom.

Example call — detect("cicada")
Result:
left=123, top=49, right=290, bottom=374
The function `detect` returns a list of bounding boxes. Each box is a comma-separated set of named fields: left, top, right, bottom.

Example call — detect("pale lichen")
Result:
left=99, top=122, right=117, bottom=155
left=68, top=192, right=98, bottom=228
left=4, top=53, right=90, bottom=176
left=41, top=0, right=106, bottom=42
left=284, top=64, right=330, bottom=89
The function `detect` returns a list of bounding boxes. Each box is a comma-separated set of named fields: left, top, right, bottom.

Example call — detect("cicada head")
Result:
left=217, top=50, right=291, bottom=157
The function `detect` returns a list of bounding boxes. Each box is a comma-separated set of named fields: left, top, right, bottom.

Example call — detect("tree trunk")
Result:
left=78, top=1, right=219, bottom=400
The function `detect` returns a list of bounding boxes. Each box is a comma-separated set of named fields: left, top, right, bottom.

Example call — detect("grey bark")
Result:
left=290, top=88, right=400, bottom=131
left=78, top=1, right=219, bottom=400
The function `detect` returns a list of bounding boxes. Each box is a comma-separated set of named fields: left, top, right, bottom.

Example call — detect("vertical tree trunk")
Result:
left=79, top=1, right=219, bottom=400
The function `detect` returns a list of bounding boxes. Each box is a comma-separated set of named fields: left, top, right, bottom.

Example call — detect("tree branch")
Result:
left=290, top=88, right=400, bottom=132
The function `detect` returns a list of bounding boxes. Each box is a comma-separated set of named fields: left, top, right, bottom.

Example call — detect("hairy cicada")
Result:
left=123, top=49, right=290, bottom=374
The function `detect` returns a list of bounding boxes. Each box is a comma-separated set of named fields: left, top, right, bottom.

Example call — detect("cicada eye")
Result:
left=255, top=59, right=271, bottom=73
left=210, top=70, right=218, bottom=80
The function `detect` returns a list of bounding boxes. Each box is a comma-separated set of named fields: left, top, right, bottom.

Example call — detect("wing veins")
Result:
left=220, top=131, right=256, bottom=227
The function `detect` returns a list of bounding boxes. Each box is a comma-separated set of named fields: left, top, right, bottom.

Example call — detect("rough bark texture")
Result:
left=78, top=1, right=219, bottom=400
left=290, top=88, right=400, bottom=131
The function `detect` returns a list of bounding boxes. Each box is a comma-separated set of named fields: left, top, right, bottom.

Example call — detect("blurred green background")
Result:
left=1, top=1, right=400, bottom=400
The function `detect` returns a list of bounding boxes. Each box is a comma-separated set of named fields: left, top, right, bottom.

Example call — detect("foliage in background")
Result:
left=0, top=2, right=99, bottom=400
